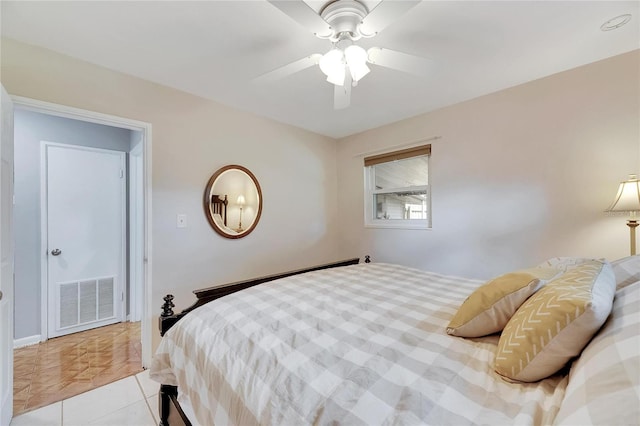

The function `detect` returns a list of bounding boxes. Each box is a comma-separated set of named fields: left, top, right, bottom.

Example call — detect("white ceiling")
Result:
left=1, top=1, right=638, bottom=139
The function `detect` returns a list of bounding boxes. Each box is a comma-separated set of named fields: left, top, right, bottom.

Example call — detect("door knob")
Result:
left=51, top=249, right=62, bottom=256
left=0, top=290, right=3, bottom=300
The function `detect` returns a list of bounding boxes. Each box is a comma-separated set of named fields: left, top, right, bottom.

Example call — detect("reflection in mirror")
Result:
left=204, top=165, right=262, bottom=239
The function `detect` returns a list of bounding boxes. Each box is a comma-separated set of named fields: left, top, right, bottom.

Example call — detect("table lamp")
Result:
left=237, top=195, right=246, bottom=231
left=607, top=174, right=640, bottom=255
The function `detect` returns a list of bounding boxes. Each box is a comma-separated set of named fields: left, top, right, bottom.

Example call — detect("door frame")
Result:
left=129, top=142, right=143, bottom=322
left=41, top=142, right=127, bottom=338
left=12, top=96, right=153, bottom=367
left=1, top=85, right=15, bottom=426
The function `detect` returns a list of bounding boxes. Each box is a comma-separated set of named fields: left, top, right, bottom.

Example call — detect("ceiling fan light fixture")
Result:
left=264, top=0, right=426, bottom=109
left=344, top=44, right=370, bottom=82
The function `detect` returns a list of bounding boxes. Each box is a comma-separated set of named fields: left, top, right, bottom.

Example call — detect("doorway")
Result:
left=14, top=109, right=139, bottom=343
left=8, top=97, right=152, bottom=417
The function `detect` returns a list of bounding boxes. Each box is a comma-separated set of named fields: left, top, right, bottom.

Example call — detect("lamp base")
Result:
left=627, top=220, right=639, bottom=256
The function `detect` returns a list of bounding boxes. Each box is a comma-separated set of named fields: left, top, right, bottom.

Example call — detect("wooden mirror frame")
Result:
left=203, top=165, right=263, bottom=239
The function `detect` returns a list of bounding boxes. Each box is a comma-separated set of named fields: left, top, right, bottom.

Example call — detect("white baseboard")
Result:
left=14, top=335, right=42, bottom=349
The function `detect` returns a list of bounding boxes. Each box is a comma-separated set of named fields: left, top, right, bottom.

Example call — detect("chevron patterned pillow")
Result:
left=494, top=260, right=616, bottom=383
left=446, top=267, right=561, bottom=338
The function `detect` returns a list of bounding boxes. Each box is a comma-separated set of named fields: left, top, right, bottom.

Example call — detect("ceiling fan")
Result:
left=256, top=0, right=430, bottom=109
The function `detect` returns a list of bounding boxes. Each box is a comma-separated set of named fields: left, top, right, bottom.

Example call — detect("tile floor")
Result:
left=10, top=369, right=160, bottom=426
left=14, top=322, right=143, bottom=415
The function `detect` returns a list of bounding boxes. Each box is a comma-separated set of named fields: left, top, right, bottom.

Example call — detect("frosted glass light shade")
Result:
left=344, top=45, right=370, bottom=82
left=326, top=66, right=346, bottom=86
left=319, top=49, right=346, bottom=86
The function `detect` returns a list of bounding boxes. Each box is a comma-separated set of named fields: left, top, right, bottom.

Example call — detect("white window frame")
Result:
left=363, top=149, right=431, bottom=230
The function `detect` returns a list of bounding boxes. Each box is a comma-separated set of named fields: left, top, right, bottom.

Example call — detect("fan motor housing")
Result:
left=320, top=0, right=368, bottom=40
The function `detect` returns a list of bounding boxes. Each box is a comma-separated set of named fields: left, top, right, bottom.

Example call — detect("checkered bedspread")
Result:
left=150, top=263, right=568, bottom=425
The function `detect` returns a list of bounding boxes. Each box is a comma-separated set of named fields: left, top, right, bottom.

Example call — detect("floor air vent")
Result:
left=58, top=277, right=115, bottom=329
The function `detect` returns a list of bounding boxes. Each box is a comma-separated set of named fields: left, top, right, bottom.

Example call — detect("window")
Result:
left=364, top=144, right=431, bottom=229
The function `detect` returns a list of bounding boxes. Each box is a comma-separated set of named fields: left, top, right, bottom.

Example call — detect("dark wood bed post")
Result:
left=160, top=295, right=180, bottom=338
left=159, top=296, right=182, bottom=426
left=159, top=385, right=178, bottom=426
left=156, top=256, right=367, bottom=425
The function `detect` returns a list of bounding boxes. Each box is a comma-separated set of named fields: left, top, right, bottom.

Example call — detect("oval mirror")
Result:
left=204, top=165, right=262, bottom=239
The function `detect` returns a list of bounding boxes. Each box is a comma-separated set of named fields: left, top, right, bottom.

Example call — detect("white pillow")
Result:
left=536, top=256, right=605, bottom=271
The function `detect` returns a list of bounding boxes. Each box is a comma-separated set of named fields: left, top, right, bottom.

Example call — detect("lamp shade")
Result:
left=607, top=175, right=640, bottom=212
left=237, top=194, right=246, bottom=206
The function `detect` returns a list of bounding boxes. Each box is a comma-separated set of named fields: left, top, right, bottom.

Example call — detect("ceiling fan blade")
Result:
left=268, top=1, right=333, bottom=38
left=359, top=0, right=420, bottom=37
left=334, top=74, right=352, bottom=110
left=367, top=47, right=430, bottom=77
left=254, top=54, right=322, bottom=83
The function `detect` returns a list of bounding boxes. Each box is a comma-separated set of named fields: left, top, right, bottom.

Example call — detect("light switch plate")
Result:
left=177, top=214, right=187, bottom=228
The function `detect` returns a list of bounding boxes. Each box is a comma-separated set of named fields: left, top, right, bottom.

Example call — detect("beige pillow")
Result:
left=447, top=267, right=560, bottom=338
left=495, top=260, right=616, bottom=383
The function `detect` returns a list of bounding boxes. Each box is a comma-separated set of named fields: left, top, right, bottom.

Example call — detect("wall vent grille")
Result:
left=58, top=277, right=115, bottom=329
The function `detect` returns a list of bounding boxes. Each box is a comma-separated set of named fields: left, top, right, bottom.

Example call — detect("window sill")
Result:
left=365, top=221, right=431, bottom=230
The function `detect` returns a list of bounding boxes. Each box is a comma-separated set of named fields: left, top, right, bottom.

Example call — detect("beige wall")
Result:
left=2, top=37, right=638, bottom=351
left=1, top=38, right=340, bottom=351
left=337, top=50, right=640, bottom=279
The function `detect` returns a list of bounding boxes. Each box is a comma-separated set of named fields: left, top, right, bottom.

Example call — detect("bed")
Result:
left=210, top=195, right=228, bottom=223
left=150, top=255, right=640, bottom=426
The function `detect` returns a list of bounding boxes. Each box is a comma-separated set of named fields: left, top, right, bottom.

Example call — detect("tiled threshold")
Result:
left=13, top=322, right=143, bottom=416
left=10, top=370, right=159, bottom=426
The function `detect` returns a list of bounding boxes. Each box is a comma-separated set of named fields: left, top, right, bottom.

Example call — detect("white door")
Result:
left=0, top=87, right=15, bottom=425
left=45, top=143, right=125, bottom=338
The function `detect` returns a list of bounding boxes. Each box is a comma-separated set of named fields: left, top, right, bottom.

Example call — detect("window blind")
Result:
left=364, top=144, right=431, bottom=167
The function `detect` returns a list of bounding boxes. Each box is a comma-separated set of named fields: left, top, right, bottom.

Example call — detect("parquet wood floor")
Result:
left=13, top=321, right=143, bottom=416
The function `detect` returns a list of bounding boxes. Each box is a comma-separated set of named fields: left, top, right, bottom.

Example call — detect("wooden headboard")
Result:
left=159, top=256, right=366, bottom=337
left=211, top=194, right=228, bottom=225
